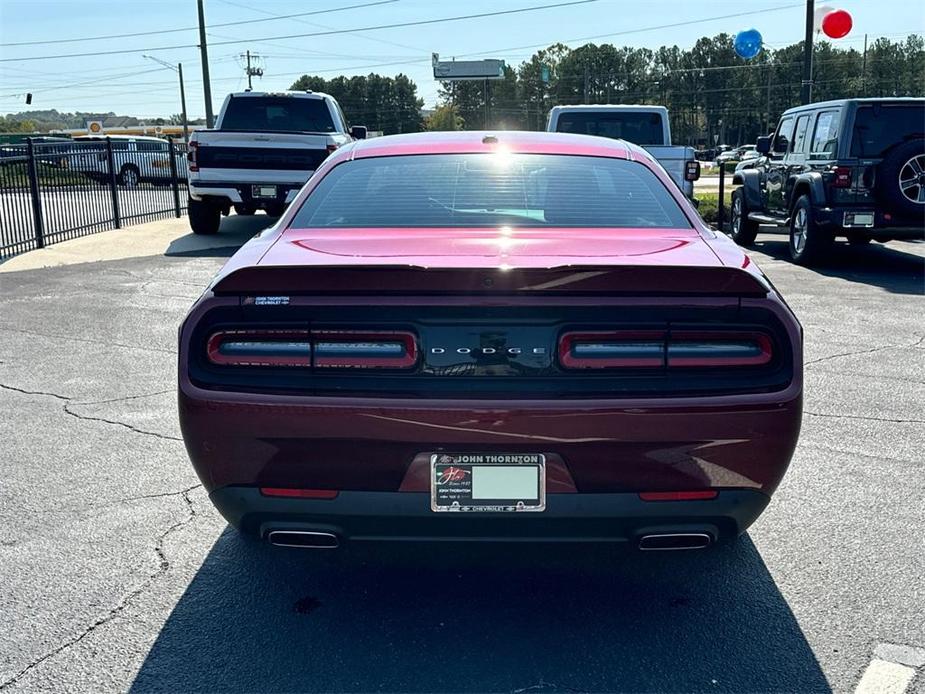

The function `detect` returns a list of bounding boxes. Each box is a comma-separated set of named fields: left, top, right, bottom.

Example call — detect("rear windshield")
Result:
left=290, top=153, right=691, bottom=229
left=220, top=96, right=336, bottom=132
left=553, top=111, right=666, bottom=146
left=850, top=104, right=925, bottom=157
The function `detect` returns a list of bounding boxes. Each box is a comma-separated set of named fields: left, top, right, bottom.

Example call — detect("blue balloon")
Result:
left=734, top=29, right=763, bottom=60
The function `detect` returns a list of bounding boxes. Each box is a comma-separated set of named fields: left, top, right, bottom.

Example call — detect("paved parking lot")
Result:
left=0, top=220, right=923, bottom=693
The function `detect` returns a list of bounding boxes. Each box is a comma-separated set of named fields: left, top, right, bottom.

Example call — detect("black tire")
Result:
left=729, top=188, right=759, bottom=246
left=118, top=165, right=140, bottom=188
left=876, top=139, right=925, bottom=219
left=265, top=203, right=287, bottom=217
left=233, top=204, right=256, bottom=216
left=789, top=195, right=833, bottom=265
left=188, top=199, right=221, bottom=235
left=848, top=234, right=872, bottom=246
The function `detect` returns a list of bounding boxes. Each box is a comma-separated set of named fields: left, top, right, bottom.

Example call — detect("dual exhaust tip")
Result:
left=266, top=530, right=712, bottom=551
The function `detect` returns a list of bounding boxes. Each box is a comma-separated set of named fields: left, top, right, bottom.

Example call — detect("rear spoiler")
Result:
left=212, top=265, right=771, bottom=297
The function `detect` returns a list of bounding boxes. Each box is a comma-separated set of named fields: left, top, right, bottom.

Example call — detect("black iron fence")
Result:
left=0, top=137, right=189, bottom=260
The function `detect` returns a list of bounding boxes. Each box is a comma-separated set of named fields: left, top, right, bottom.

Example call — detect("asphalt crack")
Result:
left=62, top=403, right=182, bottom=442
left=805, top=335, right=924, bottom=367
left=1, top=383, right=181, bottom=442
left=0, top=489, right=198, bottom=690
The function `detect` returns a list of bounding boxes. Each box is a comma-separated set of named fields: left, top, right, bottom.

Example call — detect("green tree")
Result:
left=425, top=104, right=465, bottom=131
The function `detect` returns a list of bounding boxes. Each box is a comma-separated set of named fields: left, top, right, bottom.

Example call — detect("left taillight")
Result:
left=206, top=330, right=312, bottom=367
left=188, top=140, right=199, bottom=172
left=206, top=329, right=417, bottom=369
left=559, top=330, right=773, bottom=369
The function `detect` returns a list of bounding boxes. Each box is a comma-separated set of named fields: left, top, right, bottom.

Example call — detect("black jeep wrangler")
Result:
left=729, top=98, right=925, bottom=264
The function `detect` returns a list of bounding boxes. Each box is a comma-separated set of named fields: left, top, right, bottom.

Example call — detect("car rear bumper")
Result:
left=815, top=206, right=925, bottom=237
left=211, top=486, right=770, bottom=545
left=189, top=180, right=306, bottom=205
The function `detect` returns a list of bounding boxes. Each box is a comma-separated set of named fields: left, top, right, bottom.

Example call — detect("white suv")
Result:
left=68, top=135, right=186, bottom=187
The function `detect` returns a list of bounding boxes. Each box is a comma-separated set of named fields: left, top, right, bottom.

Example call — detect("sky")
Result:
left=1, top=0, right=923, bottom=120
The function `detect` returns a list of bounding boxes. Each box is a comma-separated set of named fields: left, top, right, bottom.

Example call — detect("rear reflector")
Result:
left=206, top=329, right=417, bottom=369
left=260, top=487, right=339, bottom=499
left=207, top=330, right=311, bottom=367
left=639, top=490, right=718, bottom=502
left=559, top=330, right=773, bottom=369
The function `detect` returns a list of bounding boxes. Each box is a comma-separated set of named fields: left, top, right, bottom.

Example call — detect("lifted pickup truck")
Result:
left=547, top=104, right=699, bottom=198
left=187, top=91, right=365, bottom=234
left=730, top=98, right=925, bottom=264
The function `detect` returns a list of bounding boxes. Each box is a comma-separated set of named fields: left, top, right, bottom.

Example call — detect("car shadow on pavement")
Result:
left=751, top=235, right=924, bottom=295
left=164, top=214, right=279, bottom=258
left=130, top=530, right=829, bottom=693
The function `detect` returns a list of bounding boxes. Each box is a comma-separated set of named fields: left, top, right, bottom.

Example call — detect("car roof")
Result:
left=228, top=90, right=332, bottom=100
left=549, top=104, right=668, bottom=113
left=782, top=97, right=925, bottom=116
left=74, top=134, right=167, bottom=142
left=347, top=130, right=638, bottom=160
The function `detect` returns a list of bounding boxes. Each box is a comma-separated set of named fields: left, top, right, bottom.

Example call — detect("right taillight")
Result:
left=832, top=166, right=852, bottom=188
left=666, top=331, right=772, bottom=367
left=559, top=330, right=772, bottom=369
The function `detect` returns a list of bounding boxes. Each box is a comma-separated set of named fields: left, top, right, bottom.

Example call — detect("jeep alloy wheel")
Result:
left=898, top=154, right=925, bottom=204
left=791, top=206, right=808, bottom=255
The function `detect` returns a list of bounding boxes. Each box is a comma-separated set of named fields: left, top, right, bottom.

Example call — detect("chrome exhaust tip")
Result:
left=267, top=530, right=340, bottom=549
left=638, top=532, right=712, bottom=551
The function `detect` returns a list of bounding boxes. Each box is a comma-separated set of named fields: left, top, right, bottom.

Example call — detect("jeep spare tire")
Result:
left=877, top=139, right=925, bottom=218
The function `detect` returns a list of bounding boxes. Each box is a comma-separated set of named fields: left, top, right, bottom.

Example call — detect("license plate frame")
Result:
left=430, top=453, right=546, bottom=512
left=252, top=184, right=277, bottom=199
left=843, top=211, right=875, bottom=228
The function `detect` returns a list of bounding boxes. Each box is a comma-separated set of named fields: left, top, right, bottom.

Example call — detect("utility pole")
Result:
left=241, top=50, right=264, bottom=91
left=801, top=0, right=814, bottom=105
left=766, top=65, right=773, bottom=133
left=197, top=0, right=214, bottom=128
left=861, top=33, right=868, bottom=95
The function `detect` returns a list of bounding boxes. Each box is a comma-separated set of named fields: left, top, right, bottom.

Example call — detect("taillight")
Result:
left=832, top=166, right=852, bottom=188
left=313, top=330, right=417, bottom=369
left=559, top=330, right=772, bottom=369
left=206, top=330, right=311, bottom=367
left=559, top=331, right=665, bottom=368
left=188, top=140, right=199, bottom=172
left=684, top=160, right=701, bottom=182
left=667, top=331, right=772, bottom=367
left=326, top=143, right=339, bottom=154
left=206, top=329, right=417, bottom=369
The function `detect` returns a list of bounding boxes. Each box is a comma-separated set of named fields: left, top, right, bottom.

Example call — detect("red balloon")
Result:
left=822, top=9, right=853, bottom=39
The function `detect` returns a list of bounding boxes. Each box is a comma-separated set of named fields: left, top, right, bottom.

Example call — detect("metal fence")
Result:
left=0, top=137, right=189, bottom=260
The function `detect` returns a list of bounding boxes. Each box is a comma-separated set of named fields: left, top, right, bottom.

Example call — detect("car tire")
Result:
left=876, top=138, right=925, bottom=219
left=188, top=199, right=221, bottom=235
left=118, top=165, right=140, bottom=188
left=789, top=195, right=832, bottom=265
left=265, top=203, right=287, bottom=217
left=729, top=188, right=759, bottom=246
left=233, top=204, right=256, bottom=216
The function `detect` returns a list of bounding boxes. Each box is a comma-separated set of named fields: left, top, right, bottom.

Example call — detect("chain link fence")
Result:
left=0, top=137, right=189, bottom=260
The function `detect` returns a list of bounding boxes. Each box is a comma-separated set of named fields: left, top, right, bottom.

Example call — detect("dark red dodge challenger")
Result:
left=179, top=131, right=802, bottom=551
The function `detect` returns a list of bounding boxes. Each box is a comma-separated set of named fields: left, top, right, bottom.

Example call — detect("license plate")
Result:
left=844, top=212, right=874, bottom=227
left=252, top=185, right=277, bottom=198
left=430, top=453, right=545, bottom=512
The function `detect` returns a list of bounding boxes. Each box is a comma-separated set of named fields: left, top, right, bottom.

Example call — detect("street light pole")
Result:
left=177, top=63, right=189, bottom=142
left=143, top=55, right=189, bottom=142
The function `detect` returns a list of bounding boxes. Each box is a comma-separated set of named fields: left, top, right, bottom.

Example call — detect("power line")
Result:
left=0, top=0, right=602, bottom=62
left=0, top=0, right=399, bottom=48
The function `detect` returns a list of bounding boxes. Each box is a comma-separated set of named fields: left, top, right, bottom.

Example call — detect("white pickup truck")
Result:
left=187, top=91, right=365, bottom=234
left=547, top=105, right=699, bottom=199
